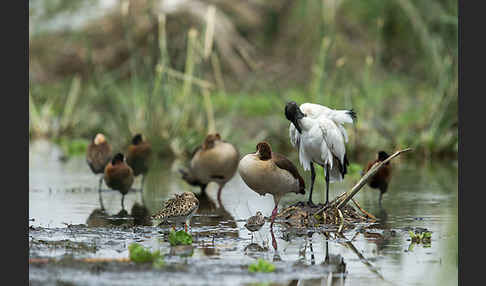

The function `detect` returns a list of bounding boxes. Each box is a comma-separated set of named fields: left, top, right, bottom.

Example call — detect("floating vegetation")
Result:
left=128, top=243, right=163, bottom=265
left=408, top=229, right=432, bottom=247
left=248, top=259, right=276, bottom=273
left=168, top=230, right=193, bottom=246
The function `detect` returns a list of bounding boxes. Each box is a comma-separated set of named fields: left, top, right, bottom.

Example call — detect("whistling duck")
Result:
left=86, top=133, right=112, bottom=209
left=104, top=153, right=134, bottom=210
left=285, top=101, right=356, bottom=206
left=363, top=151, right=392, bottom=206
left=238, top=142, right=306, bottom=228
left=180, top=133, right=239, bottom=208
left=126, top=133, right=152, bottom=191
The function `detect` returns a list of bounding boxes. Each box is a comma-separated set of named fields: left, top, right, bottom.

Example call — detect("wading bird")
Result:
left=126, top=134, right=152, bottom=192
left=151, top=192, right=199, bottom=232
left=180, top=133, right=239, bottom=208
left=245, top=211, right=266, bottom=242
left=238, top=142, right=306, bottom=228
left=285, top=101, right=356, bottom=206
left=86, top=133, right=112, bottom=209
left=363, top=151, right=393, bottom=206
left=104, top=153, right=134, bottom=211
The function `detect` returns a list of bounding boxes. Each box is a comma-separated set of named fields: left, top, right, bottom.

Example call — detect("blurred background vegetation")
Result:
left=29, top=0, right=457, bottom=164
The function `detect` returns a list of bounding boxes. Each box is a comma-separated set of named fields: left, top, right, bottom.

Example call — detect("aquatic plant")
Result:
left=128, top=243, right=163, bottom=264
left=168, top=230, right=193, bottom=246
left=409, top=230, right=432, bottom=244
left=248, top=259, right=276, bottom=273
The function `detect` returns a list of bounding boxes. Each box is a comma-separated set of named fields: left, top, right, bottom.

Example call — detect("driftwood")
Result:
left=336, top=148, right=412, bottom=210
left=278, top=148, right=412, bottom=231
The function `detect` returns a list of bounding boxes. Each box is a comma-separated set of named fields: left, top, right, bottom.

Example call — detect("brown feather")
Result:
left=364, top=158, right=392, bottom=194
left=104, top=161, right=134, bottom=195
left=86, top=142, right=112, bottom=174
left=126, top=141, right=152, bottom=176
left=272, top=152, right=306, bottom=193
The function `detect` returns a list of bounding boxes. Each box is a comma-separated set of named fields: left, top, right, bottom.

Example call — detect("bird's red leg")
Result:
left=185, top=222, right=188, bottom=233
left=270, top=205, right=278, bottom=228
left=270, top=226, right=278, bottom=250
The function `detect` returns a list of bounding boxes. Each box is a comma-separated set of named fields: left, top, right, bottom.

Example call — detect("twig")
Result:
left=351, top=198, right=377, bottom=220
left=337, top=209, right=344, bottom=233
left=337, top=148, right=412, bottom=210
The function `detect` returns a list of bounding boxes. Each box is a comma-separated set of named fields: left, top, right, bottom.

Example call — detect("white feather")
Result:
left=289, top=123, right=300, bottom=148
left=288, top=102, right=354, bottom=183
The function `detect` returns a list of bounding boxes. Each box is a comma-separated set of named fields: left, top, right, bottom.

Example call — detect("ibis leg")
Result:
left=308, top=163, right=316, bottom=206
left=325, top=164, right=330, bottom=206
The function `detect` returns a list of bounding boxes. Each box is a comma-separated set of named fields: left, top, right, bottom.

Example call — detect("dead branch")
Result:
left=337, top=148, right=412, bottom=210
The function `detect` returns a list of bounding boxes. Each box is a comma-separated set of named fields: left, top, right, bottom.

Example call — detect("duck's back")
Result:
left=191, top=141, right=239, bottom=184
left=87, top=142, right=112, bottom=174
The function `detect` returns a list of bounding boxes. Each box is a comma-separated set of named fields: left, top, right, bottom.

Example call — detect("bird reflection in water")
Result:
left=85, top=202, right=152, bottom=227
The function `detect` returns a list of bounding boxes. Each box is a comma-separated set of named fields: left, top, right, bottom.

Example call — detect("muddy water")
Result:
left=29, top=140, right=458, bottom=286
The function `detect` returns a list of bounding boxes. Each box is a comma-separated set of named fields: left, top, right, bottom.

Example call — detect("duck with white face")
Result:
left=86, top=133, right=112, bottom=210
left=285, top=101, right=356, bottom=207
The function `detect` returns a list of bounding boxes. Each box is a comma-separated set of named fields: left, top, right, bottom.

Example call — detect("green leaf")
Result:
left=248, top=259, right=276, bottom=273
left=408, top=231, right=417, bottom=239
left=128, top=243, right=164, bottom=264
left=423, top=232, right=432, bottom=239
left=168, top=230, right=193, bottom=246
left=128, top=243, right=154, bottom=263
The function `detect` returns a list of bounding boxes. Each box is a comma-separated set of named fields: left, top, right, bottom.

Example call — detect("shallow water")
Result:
left=29, top=140, right=458, bottom=286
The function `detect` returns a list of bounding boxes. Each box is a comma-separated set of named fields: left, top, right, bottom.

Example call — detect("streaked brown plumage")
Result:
left=126, top=134, right=152, bottom=192
left=180, top=133, right=239, bottom=209
left=104, top=153, right=135, bottom=210
left=364, top=151, right=393, bottom=206
left=86, top=133, right=112, bottom=209
left=151, top=192, right=199, bottom=231
left=238, top=142, right=306, bottom=233
left=245, top=211, right=265, bottom=232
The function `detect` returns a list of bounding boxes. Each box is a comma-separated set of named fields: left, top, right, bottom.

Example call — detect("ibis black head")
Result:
left=284, top=101, right=306, bottom=133
left=377, top=151, right=389, bottom=161
left=111, top=153, right=125, bottom=164
left=132, top=134, right=143, bottom=145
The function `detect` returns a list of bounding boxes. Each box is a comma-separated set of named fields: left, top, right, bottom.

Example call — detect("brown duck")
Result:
left=180, top=133, right=239, bottom=209
left=86, top=133, right=112, bottom=209
left=238, top=142, right=306, bottom=228
left=104, top=153, right=135, bottom=210
left=363, top=151, right=393, bottom=206
left=126, top=134, right=152, bottom=192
